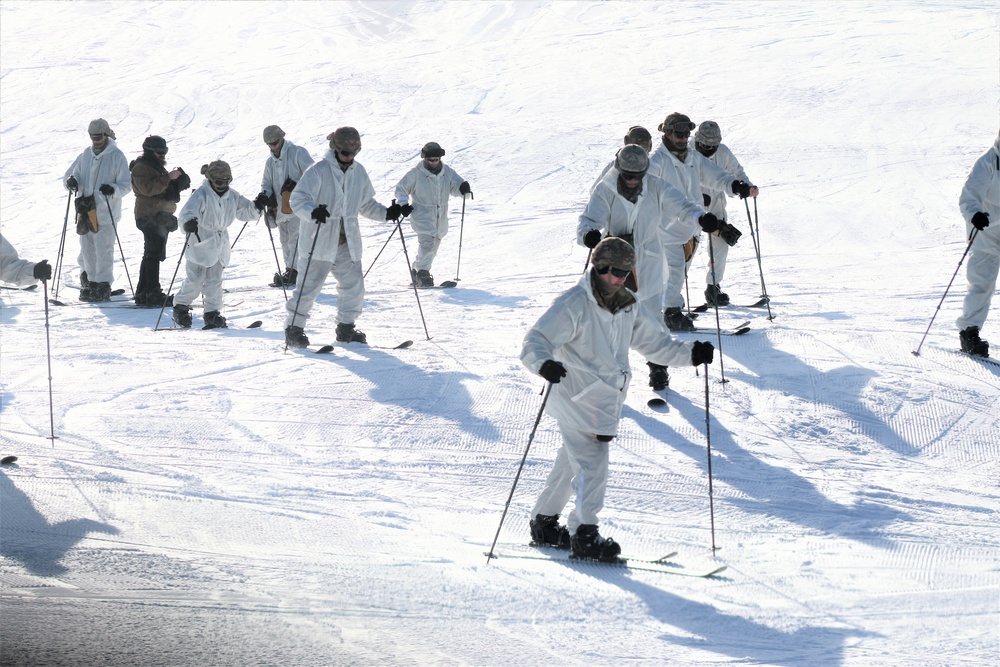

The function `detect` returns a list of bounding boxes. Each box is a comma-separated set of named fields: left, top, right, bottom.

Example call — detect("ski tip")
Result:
left=693, top=304, right=710, bottom=313
left=647, top=397, right=667, bottom=408
left=0, top=455, right=18, bottom=465
left=25, top=284, right=38, bottom=291
left=247, top=320, right=263, bottom=329
left=394, top=340, right=414, bottom=349
left=315, top=345, right=335, bottom=354
left=438, top=281, right=458, bottom=288
left=48, top=299, right=66, bottom=306
left=734, top=327, right=751, bottom=335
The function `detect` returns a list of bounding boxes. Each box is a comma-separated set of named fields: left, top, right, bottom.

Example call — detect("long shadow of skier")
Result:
left=548, top=561, right=870, bottom=666
left=0, top=470, right=119, bottom=576
left=622, top=394, right=910, bottom=548
left=718, top=330, right=921, bottom=457
left=309, top=345, right=501, bottom=442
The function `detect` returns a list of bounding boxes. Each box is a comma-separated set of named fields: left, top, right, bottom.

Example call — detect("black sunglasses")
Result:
left=338, top=149, right=356, bottom=157
left=90, top=133, right=106, bottom=140
left=620, top=170, right=644, bottom=181
left=596, top=265, right=630, bottom=278
left=266, top=140, right=281, bottom=147
left=211, top=177, right=232, bottom=186
left=670, top=130, right=691, bottom=139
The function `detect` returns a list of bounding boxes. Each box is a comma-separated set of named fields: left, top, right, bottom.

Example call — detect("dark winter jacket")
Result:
left=130, top=154, right=189, bottom=231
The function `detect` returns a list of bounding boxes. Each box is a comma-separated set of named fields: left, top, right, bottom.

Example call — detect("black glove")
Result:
left=691, top=341, right=715, bottom=366
left=732, top=180, right=752, bottom=199
left=99, top=184, right=115, bottom=196
left=584, top=229, right=602, bottom=249
left=539, top=360, right=567, bottom=384
left=971, top=211, right=990, bottom=231
left=459, top=181, right=472, bottom=197
left=280, top=178, right=297, bottom=194
left=698, top=213, right=721, bottom=234
left=33, top=260, right=52, bottom=281
left=310, top=205, right=329, bottom=223
left=719, top=222, right=742, bottom=247
left=386, top=202, right=402, bottom=221
left=400, top=203, right=414, bottom=218
left=183, top=218, right=199, bottom=234
left=66, top=176, right=78, bottom=191
left=253, top=192, right=270, bottom=212
left=176, top=169, right=192, bottom=191
left=703, top=193, right=711, bottom=207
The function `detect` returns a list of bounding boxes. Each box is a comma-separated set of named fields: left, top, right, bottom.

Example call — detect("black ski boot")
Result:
left=960, top=326, right=990, bottom=357
left=648, top=362, right=669, bottom=391
left=285, top=268, right=297, bottom=286
left=529, top=514, right=571, bottom=549
left=172, top=304, right=192, bottom=328
left=285, top=326, right=309, bottom=348
left=705, top=284, right=730, bottom=306
left=147, top=290, right=172, bottom=308
left=80, top=271, right=90, bottom=291
left=571, top=524, right=622, bottom=563
left=664, top=307, right=696, bottom=332
left=81, top=281, right=111, bottom=302
left=203, top=310, right=228, bottom=329
left=271, top=271, right=284, bottom=288
left=416, top=269, right=434, bottom=288
left=335, top=322, right=367, bottom=344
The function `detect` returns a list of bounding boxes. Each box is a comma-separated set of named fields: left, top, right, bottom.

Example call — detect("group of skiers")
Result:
left=3, top=116, right=997, bottom=564
left=50, top=118, right=472, bottom=337
left=518, top=119, right=997, bottom=563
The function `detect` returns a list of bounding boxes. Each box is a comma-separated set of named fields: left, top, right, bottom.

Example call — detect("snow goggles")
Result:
left=596, top=265, right=630, bottom=279
left=620, top=170, right=645, bottom=182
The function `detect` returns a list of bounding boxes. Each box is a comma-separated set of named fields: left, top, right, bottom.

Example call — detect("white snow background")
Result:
left=1, top=1, right=998, bottom=665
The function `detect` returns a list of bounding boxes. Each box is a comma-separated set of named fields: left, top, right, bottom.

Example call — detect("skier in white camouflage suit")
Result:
left=63, top=118, right=132, bottom=302
left=691, top=120, right=757, bottom=307
left=393, top=141, right=471, bottom=288
left=172, top=160, right=262, bottom=330
left=577, top=144, right=711, bottom=391
left=284, top=127, right=400, bottom=348
left=253, top=125, right=315, bottom=288
left=956, top=131, right=1000, bottom=358
left=647, top=112, right=756, bottom=331
left=590, top=126, right=654, bottom=193
left=521, top=237, right=715, bottom=562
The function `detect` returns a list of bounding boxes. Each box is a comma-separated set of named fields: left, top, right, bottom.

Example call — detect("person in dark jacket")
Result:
left=130, top=135, right=190, bottom=306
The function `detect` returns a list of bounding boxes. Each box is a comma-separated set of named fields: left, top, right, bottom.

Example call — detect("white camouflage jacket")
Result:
left=959, top=136, right=1000, bottom=256
left=290, top=151, right=388, bottom=264
left=260, top=140, right=315, bottom=224
left=521, top=273, right=694, bottom=436
left=690, top=141, right=753, bottom=223
left=394, top=162, right=466, bottom=238
left=178, top=182, right=258, bottom=268
left=63, top=139, right=132, bottom=228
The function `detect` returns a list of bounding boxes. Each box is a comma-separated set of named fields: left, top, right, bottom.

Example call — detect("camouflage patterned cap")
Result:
left=592, top=237, right=635, bottom=272
left=262, top=125, right=285, bottom=144
left=695, top=120, right=722, bottom=147
left=87, top=118, right=116, bottom=140
left=200, top=160, right=232, bottom=181
left=328, top=127, right=361, bottom=153
left=658, top=112, right=695, bottom=135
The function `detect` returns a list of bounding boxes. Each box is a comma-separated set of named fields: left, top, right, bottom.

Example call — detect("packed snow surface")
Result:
left=1, top=2, right=997, bottom=665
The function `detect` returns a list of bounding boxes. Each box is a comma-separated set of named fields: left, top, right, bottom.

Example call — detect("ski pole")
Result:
left=454, top=194, right=467, bottom=283
left=104, top=194, right=134, bottom=298
left=707, top=236, right=729, bottom=384
left=265, top=219, right=287, bottom=300
left=284, top=216, right=325, bottom=352
left=393, top=204, right=431, bottom=340
left=912, top=228, right=980, bottom=357
left=53, top=189, right=73, bottom=299
left=230, top=219, right=250, bottom=250
left=744, top=198, right=773, bottom=321
left=703, top=364, right=717, bottom=552
left=155, top=233, right=190, bottom=331
left=486, top=382, right=553, bottom=564
left=363, top=225, right=397, bottom=280
left=42, top=279, right=57, bottom=445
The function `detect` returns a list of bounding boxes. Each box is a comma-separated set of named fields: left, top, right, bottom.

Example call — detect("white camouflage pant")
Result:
left=957, top=249, right=998, bottom=331
left=278, top=215, right=300, bottom=269
left=531, top=422, right=611, bottom=535
left=704, top=232, right=731, bottom=286
left=412, top=231, right=442, bottom=272
left=663, top=236, right=700, bottom=310
left=176, top=260, right=225, bottom=313
left=285, top=241, right=364, bottom=329
left=77, top=223, right=116, bottom=284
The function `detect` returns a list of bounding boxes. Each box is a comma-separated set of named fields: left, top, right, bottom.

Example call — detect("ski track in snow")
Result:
left=2, top=2, right=999, bottom=666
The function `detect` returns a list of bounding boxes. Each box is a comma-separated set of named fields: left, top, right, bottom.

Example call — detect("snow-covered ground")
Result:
left=2, top=2, right=998, bottom=665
